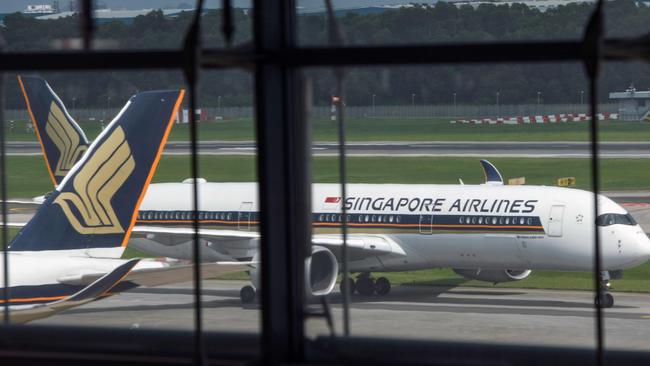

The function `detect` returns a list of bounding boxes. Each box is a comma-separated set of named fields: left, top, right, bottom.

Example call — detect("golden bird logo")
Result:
left=46, top=101, right=88, bottom=177
left=54, top=126, right=135, bottom=235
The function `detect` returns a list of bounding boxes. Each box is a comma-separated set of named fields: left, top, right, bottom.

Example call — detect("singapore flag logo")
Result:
left=322, top=196, right=341, bottom=210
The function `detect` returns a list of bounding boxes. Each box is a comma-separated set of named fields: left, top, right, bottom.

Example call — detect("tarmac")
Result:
left=26, top=280, right=650, bottom=352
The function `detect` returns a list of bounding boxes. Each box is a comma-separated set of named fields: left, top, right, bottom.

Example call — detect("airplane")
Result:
left=17, top=76, right=650, bottom=308
left=2, top=86, right=251, bottom=323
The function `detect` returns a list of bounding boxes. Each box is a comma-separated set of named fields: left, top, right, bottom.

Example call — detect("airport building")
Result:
left=609, top=86, right=650, bottom=121
left=35, top=8, right=189, bottom=24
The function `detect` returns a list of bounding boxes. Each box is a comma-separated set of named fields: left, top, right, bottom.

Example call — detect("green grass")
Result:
left=8, top=117, right=650, bottom=142
left=374, top=260, right=650, bottom=293
left=8, top=154, right=650, bottom=198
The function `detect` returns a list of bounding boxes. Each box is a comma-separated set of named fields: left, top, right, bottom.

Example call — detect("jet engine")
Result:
left=453, top=268, right=532, bottom=283
left=250, top=245, right=339, bottom=296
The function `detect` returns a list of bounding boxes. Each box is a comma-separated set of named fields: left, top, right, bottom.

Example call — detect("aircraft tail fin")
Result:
left=480, top=159, right=504, bottom=185
left=11, top=89, right=185, bottom=252
left=17, top=75, right=90, bottom=186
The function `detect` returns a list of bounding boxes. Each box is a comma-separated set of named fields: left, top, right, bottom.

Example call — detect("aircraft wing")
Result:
left=3, top=259, right=139, bottom=324
left=131, top=225, right=406, bottom=262
left=131, top=226, right=260, bottom=239
left=311, top=234, right=407, bottom=260
left=122, top=261, right=255, bottom=287
left=57, top=258, right=256, bottom=288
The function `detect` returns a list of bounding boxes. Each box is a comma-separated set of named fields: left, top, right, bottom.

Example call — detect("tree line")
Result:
left=1, top=0, right=649, bottom=109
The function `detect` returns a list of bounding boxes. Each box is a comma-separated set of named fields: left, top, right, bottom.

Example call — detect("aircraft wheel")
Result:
left=240, top=285, right=256, bottom=304
left=375, top=277, right=391, bottom=295
left=356, top=276, right=376, bottom=296
left=340, top=277, right=356, bottom=295
left=595, top=293, right=614, bottom=308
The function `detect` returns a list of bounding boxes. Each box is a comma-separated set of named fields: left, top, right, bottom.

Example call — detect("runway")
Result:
left=28, top=280, right=650, bottom=351
left=7, top=141, right=650, bottom=157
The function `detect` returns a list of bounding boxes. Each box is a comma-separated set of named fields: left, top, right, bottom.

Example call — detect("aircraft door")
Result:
left=419, top=213, right=433, bottom=234
left=548, top=205, right=565, bottom=237
left=238, top=201, right=253, bottom=231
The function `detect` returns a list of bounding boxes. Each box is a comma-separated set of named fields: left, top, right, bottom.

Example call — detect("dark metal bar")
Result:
left=80, top=0, right=94, bottom=50
left=282, top=42, right=587, bottom=65
left=323, top=0, right=351, bottom=337
left=183, top=1, right=206, bottom=365
left=254, top=0, right=307, bottom=363
left=334, top=76, right=350, bottom=337
left=583, top=2, right=604, bottom=365
left=221, top=0, right=234, bottom=46
left=0, top=51, right=187, bottom=71
left=0, top=34, right=9, bottom=325
left=0, top=38, right=648, bottom=73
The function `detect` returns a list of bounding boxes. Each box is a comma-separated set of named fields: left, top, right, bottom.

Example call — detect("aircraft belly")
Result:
left=348, top=257, right=385, bottom=272
left=517, top=235, right=593, bottom=270
left=397, top=233, right=529, bottom=269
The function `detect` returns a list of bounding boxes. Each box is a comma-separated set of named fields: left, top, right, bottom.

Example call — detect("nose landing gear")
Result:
left=594, top=271, right=614, bottom=308
left=339, top=273, right=392, bottom=296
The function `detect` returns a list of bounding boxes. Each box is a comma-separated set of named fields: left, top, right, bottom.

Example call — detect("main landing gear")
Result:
left=595, top=271, right=614, bottom=308
left=340, top=273, right=391, bottom=296
left=240, top=285, right=257, bottom=304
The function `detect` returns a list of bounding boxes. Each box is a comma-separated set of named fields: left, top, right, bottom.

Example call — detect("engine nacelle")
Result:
left=249, top=246, right=339, bottom=297
left=453, top=268, right=532, bottom=283
left=306, top=246, right=339, bottom=296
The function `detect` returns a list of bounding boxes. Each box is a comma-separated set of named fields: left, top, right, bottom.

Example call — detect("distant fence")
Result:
left=4, top=103, right=619, bottom=122
left=311, top=103, right=618, bottom=119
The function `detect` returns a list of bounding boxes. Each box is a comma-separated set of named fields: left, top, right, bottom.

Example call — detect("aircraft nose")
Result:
left=636, top=229, right=650, bottom=259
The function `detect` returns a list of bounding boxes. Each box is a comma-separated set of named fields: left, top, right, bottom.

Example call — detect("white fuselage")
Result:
left=0, top=252, right=121, bottom=306
left=131, top=182, right=650, bottom=273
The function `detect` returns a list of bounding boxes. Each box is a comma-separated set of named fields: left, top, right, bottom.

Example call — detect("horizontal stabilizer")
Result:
left=59, top=259, right=256, bottom=288
left=4, top=259, right=139, bottom=324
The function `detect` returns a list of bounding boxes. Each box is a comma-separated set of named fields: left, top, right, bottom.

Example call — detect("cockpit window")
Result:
left=596, top=213, right=637, bottom=227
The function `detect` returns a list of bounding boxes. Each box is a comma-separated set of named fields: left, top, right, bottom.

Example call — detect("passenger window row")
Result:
left=459, top=216, right=534, bottom=226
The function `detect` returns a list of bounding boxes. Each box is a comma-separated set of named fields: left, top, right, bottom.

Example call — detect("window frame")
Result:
left=0, top=0, right=646, bottom=365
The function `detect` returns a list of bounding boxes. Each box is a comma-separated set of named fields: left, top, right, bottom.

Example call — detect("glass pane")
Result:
left=202, top=0, right=253, bottom=48
left=605, top=0, right=650, bottom=39
left=196, top=69, right=259, bottom=333
left=2, top=71, right=192, bottom=337
left=601, top=61, right=650, bottom=352
left=303, top=64, right=609, bottom=351
left=297, top=1, right=596, bottom=46
left=0, top=0, right=253, bottom=52
left=0, top=69, right=257, bottom=356
left=0, top=4, right=80, bottom=51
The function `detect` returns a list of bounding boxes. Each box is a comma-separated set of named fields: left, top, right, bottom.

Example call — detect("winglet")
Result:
left=480, top=159, right=504, bottom=185
left=10, top=90, right=185, bottom=252
left=17, top=75, right=90, bottom=186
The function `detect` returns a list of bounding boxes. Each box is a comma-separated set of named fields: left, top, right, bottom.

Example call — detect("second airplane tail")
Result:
left=18, top=75, right=90, bottom=186
left=11, top=89, right=185, bottom=252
